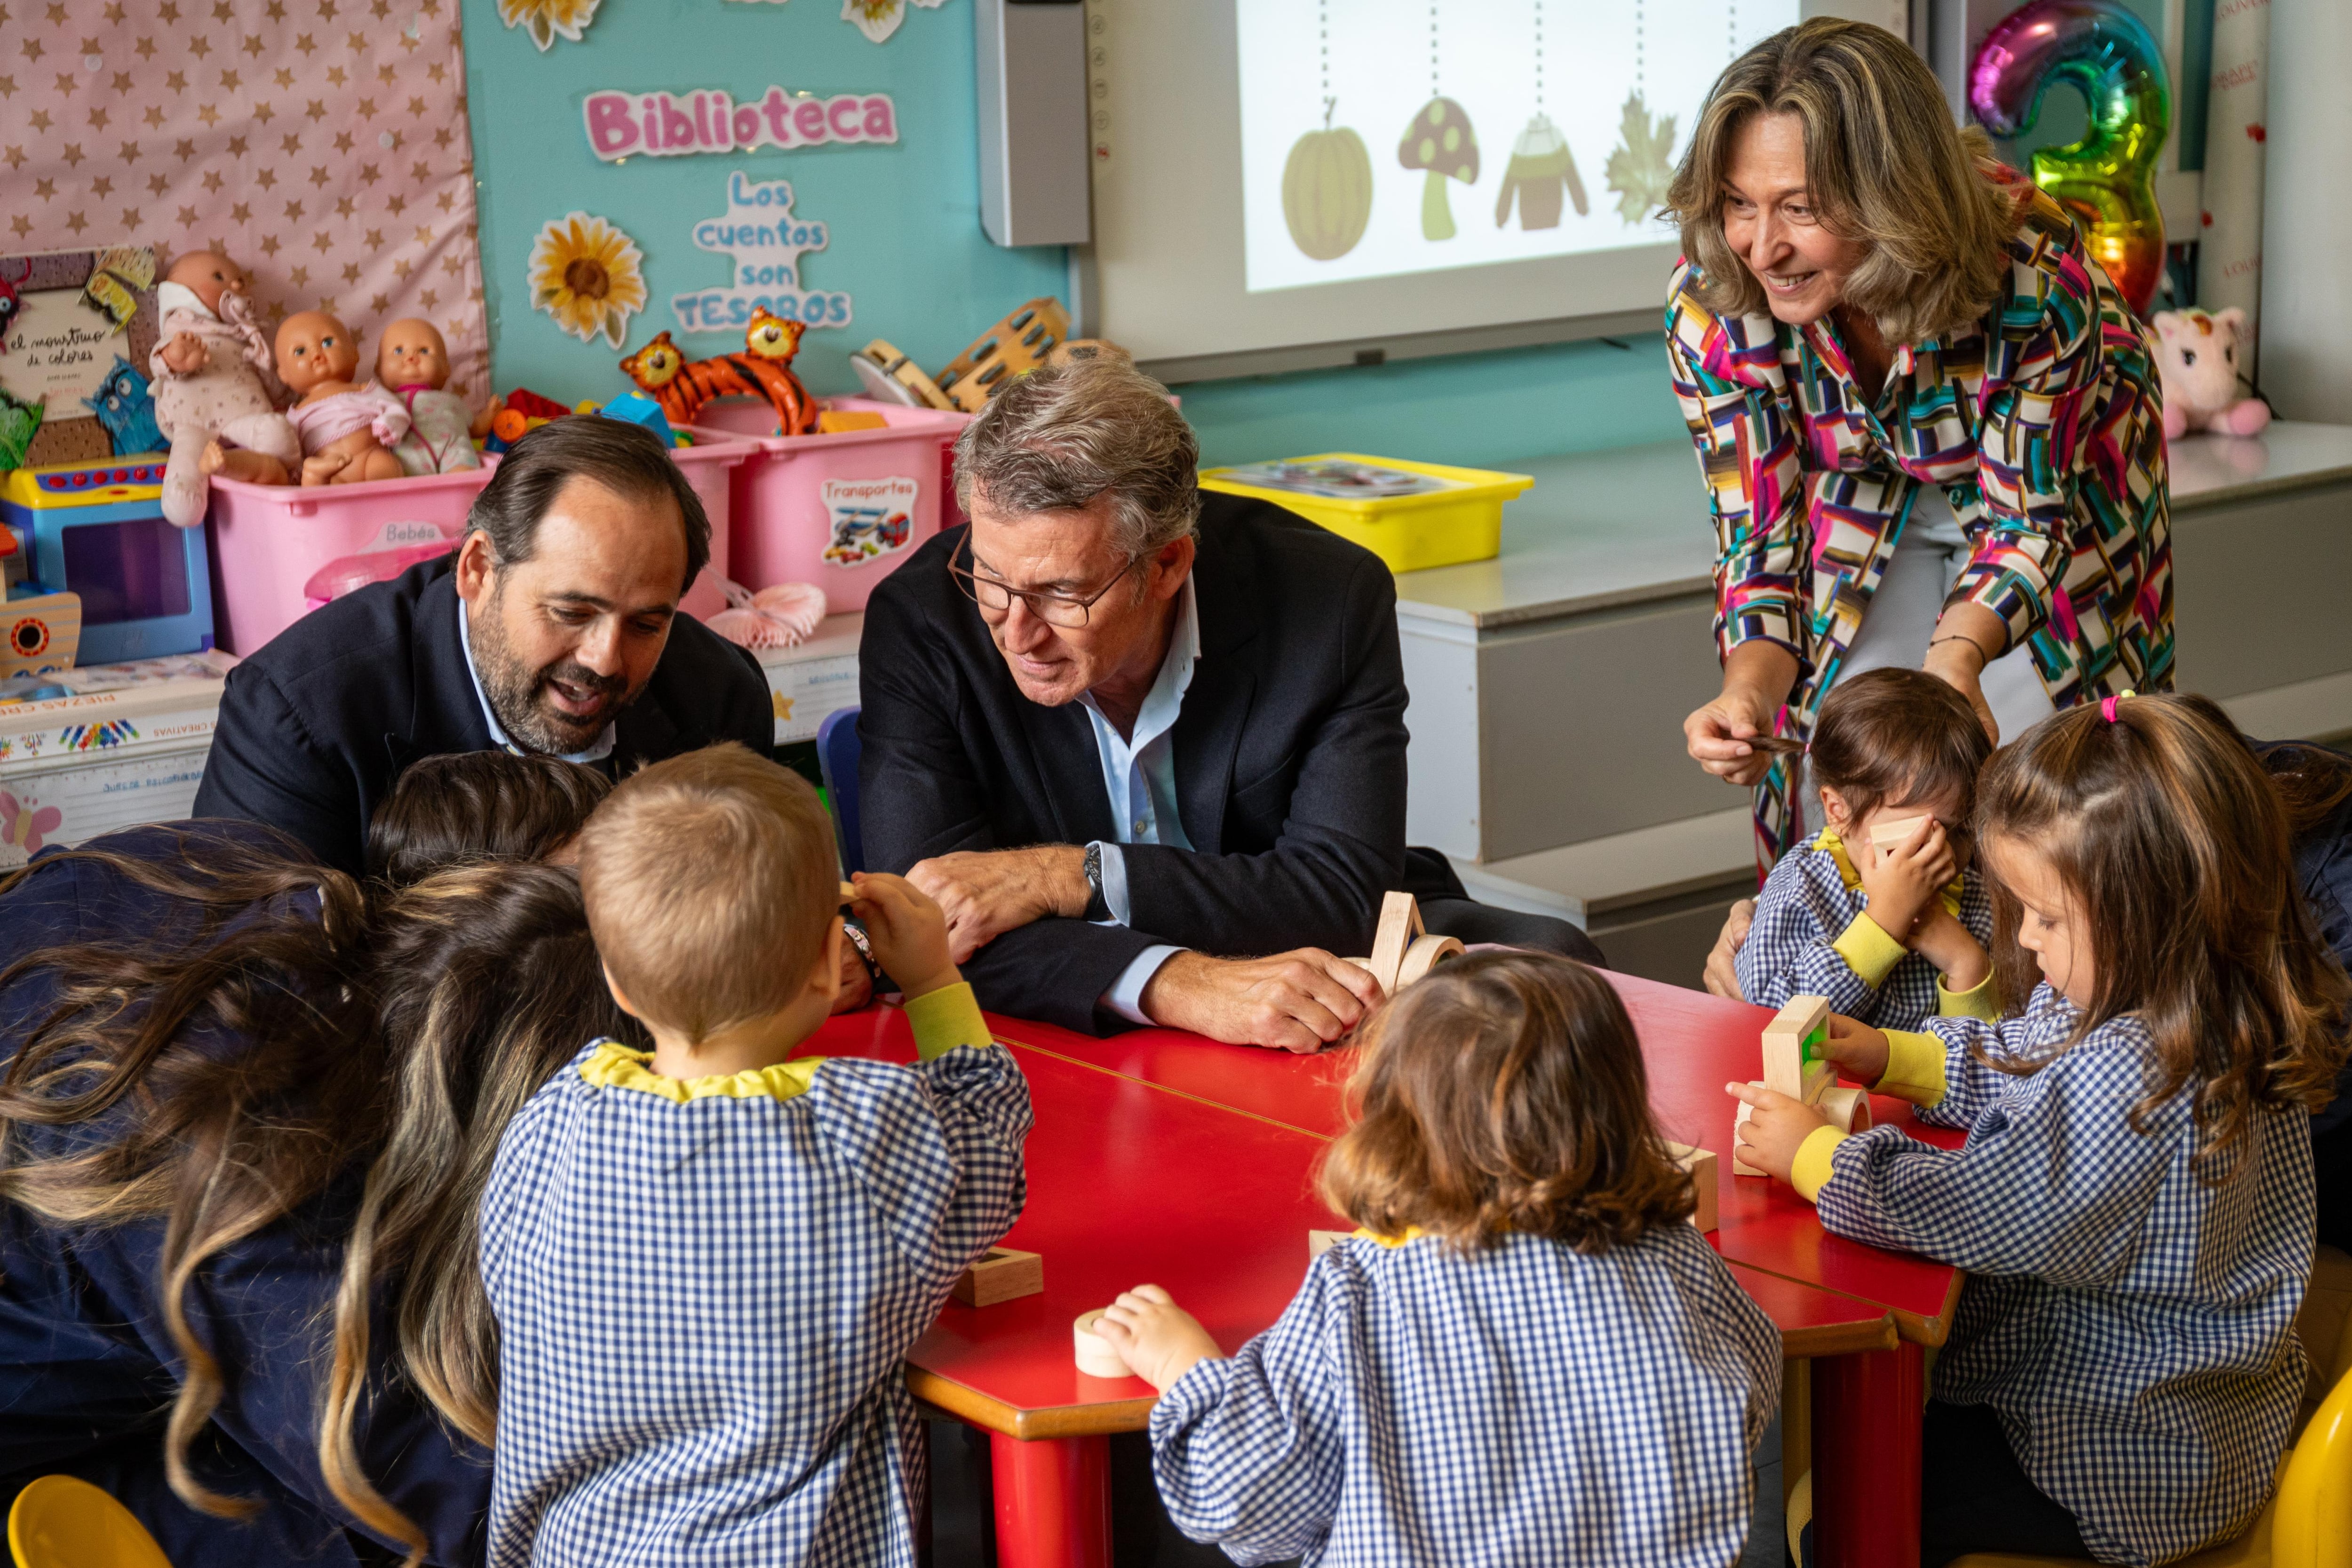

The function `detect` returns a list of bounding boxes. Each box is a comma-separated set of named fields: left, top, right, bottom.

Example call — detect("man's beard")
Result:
left=471, top=589, right=637, bottom=756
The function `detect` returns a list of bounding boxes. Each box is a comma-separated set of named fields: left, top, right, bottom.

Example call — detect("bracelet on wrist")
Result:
left=1927, top=632, right=1994, bottom=666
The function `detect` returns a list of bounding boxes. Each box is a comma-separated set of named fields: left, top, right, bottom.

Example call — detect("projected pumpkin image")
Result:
left=1284, top=98, right=1374, bottom=261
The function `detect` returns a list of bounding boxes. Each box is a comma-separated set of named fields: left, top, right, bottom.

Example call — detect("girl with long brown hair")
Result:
left=1735, top=693, right=2348, bottom=1566
left=0, top=783, right=631, bottom=1564
left=1090, top=952, right=1782, bottom=1567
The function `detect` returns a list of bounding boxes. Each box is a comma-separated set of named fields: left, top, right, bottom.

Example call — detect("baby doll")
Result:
left=276, top=311, right=409, bottom=487
left=375, top=318, right=482, bottom=477
left=149, top=251, right=300, bottom=525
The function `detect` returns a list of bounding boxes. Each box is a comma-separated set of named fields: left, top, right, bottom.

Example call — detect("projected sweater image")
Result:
left=1238, top=0, right=1797, bottom=292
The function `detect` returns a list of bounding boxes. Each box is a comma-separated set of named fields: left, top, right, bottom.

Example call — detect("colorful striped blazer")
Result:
left=1666, top=179, right=2172, bottom=873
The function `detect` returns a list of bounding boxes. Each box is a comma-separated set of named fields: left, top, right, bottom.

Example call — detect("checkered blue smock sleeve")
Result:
left=480, top=1011, right=1030, bottom=1568
left=1815, top=986, right=2312, bottom=1565
left=1146, top=1225, right=1781, bottom=1567
left=1736, top=836, right=1994, bottom=1031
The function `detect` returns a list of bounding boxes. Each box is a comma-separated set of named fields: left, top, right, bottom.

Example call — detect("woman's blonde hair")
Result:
left=1665, top=18, right=2021, bottom=346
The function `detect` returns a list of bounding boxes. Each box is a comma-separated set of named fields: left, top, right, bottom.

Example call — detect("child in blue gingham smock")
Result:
left=1095, top=953, right=1782, bottom=1568
left=481, top=746, right=1030, bottom=1568
left=1738, top=669, right=1998, bottom=1030
left=1732, top=695, right=2352, bottom=1567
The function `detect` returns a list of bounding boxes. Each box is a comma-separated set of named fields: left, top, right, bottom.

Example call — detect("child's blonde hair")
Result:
left=577, top=743, right=839, bottom=1042
left=1976, top=694, right=2349, bottom=1174
left=1319, top=953, right=1694, bottom=1252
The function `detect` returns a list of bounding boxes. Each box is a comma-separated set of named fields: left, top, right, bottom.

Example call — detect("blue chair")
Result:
left=817, top=705, right=864, bottom=877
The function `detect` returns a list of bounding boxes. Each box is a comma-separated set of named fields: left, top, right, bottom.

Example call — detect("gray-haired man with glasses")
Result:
left=858, top=357, right=1598, bottom=1046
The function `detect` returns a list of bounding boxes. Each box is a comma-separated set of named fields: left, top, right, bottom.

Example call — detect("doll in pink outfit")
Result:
left=149, top=251, right=301, bottom=525
left=276, top=311, right=408, bottom=486
left=376, top=318, right=482, bottom=476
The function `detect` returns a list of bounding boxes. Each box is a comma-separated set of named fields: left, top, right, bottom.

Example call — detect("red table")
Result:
left=802, top=971, right=1963, bottom=1568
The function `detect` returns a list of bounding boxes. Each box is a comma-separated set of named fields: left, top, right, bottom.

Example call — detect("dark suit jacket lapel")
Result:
left=1173, top=523, right=1258, bottom=857
left=393, top=566, right=498, bottom=775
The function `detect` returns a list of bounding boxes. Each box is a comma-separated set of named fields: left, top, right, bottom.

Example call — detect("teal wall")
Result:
left=461, top=0, right=1063, bottom=406
left=461, top=0, right=2208, bottom=468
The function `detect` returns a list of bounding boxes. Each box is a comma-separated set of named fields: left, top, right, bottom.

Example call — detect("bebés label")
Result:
left=820, top=477, right=918, bottom=569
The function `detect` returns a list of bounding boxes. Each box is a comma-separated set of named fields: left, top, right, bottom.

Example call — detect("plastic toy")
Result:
left=275, top=312, right=408, bottom=488
left=1969, top=0, right=2170, bottom=315
left=599, top=390, right=677, bottom=448
left=1398, top=98, right=1479, bottom=240
left=619, top=309, right=818, bottom=435
left=2152, top=308, right=2271, bottom=438
left=150, top=251, right=300, bottom=524
left=934, top=298, right=1068, bottom=414
left=0, top=460, right=215, bottom=662
left=376, top=319, right=484, bottom=477
left=302, top=537, right=461, bottom=609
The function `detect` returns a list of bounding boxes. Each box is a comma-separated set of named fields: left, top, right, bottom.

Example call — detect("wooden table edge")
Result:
left=1778, top=1313, right=1901, bottom=1359
left=1729, top=1260, right=1965, bottom=1348
left=907, top=1366, right=1157, bottom=1440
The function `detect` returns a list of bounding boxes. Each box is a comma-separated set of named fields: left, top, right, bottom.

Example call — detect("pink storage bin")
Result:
left=687, top=398, right=971, bottom=613
left=205, top=464, right=493, bottom=654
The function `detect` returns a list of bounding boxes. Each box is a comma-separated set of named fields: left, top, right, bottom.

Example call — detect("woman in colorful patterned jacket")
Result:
left=1666, top=17, right=2169, bottom=874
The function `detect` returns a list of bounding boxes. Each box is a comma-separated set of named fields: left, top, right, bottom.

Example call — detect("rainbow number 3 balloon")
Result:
left=1970, top=0, right=2170, bottom=316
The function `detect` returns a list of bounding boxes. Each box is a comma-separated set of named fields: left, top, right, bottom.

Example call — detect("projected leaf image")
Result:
left=1284, top=99, right=1374, bottom=261
left=1399, top=97, right=1479, bottom=241
left=1605, top=90, right=1676, bottom=226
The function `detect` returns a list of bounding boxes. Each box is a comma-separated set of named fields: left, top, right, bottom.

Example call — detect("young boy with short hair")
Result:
left=481, top=742, right=1031, bottom=1568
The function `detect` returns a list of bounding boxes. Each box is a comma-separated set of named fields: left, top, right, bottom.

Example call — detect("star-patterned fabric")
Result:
left=0, top=0, right=490, bottom=407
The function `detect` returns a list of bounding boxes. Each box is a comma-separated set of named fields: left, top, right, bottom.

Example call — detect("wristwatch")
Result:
left=1082, top=842, right=1112, bottom=923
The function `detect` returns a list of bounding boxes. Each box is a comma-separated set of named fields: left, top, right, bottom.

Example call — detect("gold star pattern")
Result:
left=134, top=35, right=155, bottom=58
left=0, top=77, right=14, bottom=98
left=342, top=262, right=360, bottom=283
left=226, top=133, right=247, bottom=155
left=103, top=0, right=123, bottom=19
left=142, top=103, right=163, bottom=127
left=89, top=174, right=110, bottom=197
left=305, top=98, right=325, bottom=119
left=231, top=202, right=251, bottom=223
left=280, top=131, right=300, bottom=154
left=325, top=64, right=346, bottom=87
left=145, top=172, right=167, bottom=196
left=357, top=162, right=379, bottom=186
left=201, top=169, right=223, bottom=192
left=288, top=265, right=309, bottom=287
left=258, top=234, right=282, bottom=256
left=7, top=215, right=30, bottom=241
left=309, top=164, right=329, bottom=187
left=64, top=209, right=87, bottom=234
left=41, top=1, right=61, bottom=20
left=274, top=67, right=294, bottom=88
left=211, top=0, right=231, bottom=19
left=420, top=288, right=439, bottom=310
left=58, top=142, right=83, bottom=167
left=243, top=32, right=265, bottom=56
left=370, top=292, right=389, bottom=313
left=253, top=99, right=275, bottom=123
left=173, top=203, right=196, bottom=224
left=110, top=71, right=131, bottom=91
left=332, top=129, right=353, bottom=153
left=219, top=67, right=241, bottom=91
left=334, top=194, right=354, bottom=217
left=164, top=70, right=185, bottom=92
left=52, top=72, right=74, bottom=94
left=86, top=104, right=107, bottom=131
left=284, top=199, right=303, bottom=221
left=32, top=176, right=55, bottom=199
left=20, top=39, right=41, bottom=63
left=194, top=103, right=218, bottom=126
left=186, top=34, right=210, bottom=58
left=254, top=166, right=277, bottom=189
left=0, top=146, right=22, bottom=170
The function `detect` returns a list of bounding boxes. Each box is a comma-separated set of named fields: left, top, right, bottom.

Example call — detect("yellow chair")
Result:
left=7, top=1475, right=172, bottom=1568
left=1957, top=1242, right=2352, bottom=1568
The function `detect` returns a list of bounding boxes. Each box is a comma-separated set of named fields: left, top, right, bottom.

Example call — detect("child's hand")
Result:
left=1818, top=1012, right=1891, bottom=1086
left=158, top=333, right=205, bottom=375
left=1725, top=1082, right=1830, bottom=1183
left=1095, top=1284, right=1224, bottom=1393
left=1857, top=817, right=1956, bottom=944
left=1908, top=907, right=1991, bottom=995
left=846, top=872, right=961, bottom=1000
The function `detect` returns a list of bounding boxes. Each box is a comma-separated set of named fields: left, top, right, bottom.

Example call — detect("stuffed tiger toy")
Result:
left=620, top=309, right=818, bottom=435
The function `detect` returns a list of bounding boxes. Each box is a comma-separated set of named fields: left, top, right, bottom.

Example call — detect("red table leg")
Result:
left=990, top=1432, right=1112, bottom=1568
left=1812, top=1341, right=1923, bottom=1568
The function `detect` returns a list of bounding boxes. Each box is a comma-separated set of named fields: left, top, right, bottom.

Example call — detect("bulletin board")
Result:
left=459, top=0, right=1068, bottom=404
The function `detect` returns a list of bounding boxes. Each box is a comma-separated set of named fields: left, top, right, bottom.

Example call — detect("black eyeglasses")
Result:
left=949, top=553, right=1141, bottom=629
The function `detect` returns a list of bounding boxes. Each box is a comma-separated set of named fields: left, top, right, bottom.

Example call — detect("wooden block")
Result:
left=1762, top=995, right=1833, bottom=1101
left=1395, top=933, right=1466, bottom=988
left=1367, top=891, right=1423, bottom=995
left=1817, top=1084, right=1873, bottom=1134
left=839, top=880, right=858, bottom=904
left=1665, top=1142, right=1718, bottom=1232
left=1309, top=1229, right=1352, bottom=1261
left=951, top=1247, right=1043, bottom=1307
left=1732, top=1083, right=1766, bottom=1176
left=1072, top=1309, right=1129, bottom=1378
left=1869, top=815, right=1931, bottom=852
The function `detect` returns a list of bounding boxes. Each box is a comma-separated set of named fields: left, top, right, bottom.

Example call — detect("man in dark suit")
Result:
left=193, top=417, right=773, bottom=877
left=862, top=358, right=1599, bottom=1043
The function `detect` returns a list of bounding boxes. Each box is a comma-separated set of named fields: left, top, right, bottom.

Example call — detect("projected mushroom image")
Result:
left=1284, top=98, right=1375, bottom=261
left=1496, top=114, right=1585, bottom=231
left=1399, top=97, right=1478, bottom=241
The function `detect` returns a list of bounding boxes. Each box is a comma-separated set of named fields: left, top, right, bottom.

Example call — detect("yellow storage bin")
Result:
left=1198, top=454, right=1533, bottom=574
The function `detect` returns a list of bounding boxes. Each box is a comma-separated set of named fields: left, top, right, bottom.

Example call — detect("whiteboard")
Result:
left=1089, top=0, right=1905, bottom=375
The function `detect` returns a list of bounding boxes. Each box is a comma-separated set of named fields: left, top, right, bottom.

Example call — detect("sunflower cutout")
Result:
left=842, top=0, right=943, bottom=44
left=498, top=0, right=600, bottom=50
left=528, top=213, right=648, bottom=349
